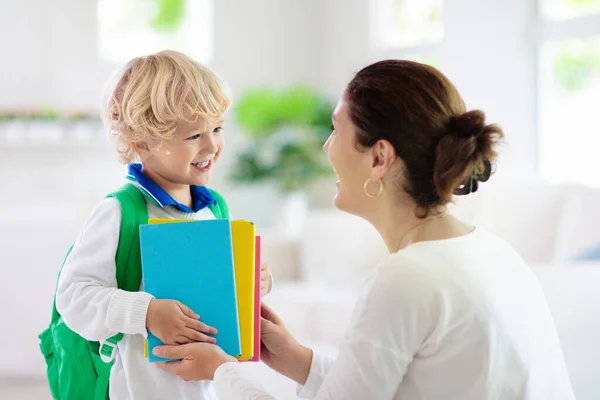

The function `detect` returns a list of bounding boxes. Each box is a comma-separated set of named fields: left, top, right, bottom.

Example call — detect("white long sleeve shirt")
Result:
left=56, top=196, right=223, bottom=400
left=213, top=228, right=575, bottom=400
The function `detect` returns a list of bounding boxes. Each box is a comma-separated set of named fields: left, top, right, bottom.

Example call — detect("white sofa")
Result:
left=263, top=179, right=600, bottom=400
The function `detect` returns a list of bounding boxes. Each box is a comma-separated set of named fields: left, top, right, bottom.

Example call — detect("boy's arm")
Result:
left=56, top=198, right=153, bottom=342
left=260, top=262, right=274, bottom=297
left=266, top=272, right=274, bottom=295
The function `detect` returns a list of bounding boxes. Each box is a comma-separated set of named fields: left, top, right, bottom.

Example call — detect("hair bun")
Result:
left=445, top=110, right=486, bottom=139
left=439, top=109, right=502, bottom=197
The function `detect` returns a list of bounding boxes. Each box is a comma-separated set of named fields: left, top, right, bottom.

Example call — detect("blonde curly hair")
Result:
left=103, top=50, right=231, bottom=164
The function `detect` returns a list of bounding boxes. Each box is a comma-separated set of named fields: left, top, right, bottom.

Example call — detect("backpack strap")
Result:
left=108, top=183, right=149, bottom=292
left=208, top=189, right=229, bottom=219
left=98, top=184, right=148, bottom=361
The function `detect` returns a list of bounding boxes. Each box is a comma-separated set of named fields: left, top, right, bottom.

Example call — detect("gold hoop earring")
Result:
left=364, top=178, right=383, bottom=198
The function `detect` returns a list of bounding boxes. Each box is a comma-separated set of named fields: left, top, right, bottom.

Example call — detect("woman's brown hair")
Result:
left=345, top=60, right=503, bottom=216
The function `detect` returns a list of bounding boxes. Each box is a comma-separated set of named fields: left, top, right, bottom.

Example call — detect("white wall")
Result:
left=320, top=0, right=539, bottom=177
left=0, top=0, right=541, bottom=183
left=0, top=0, right=112, bottom=111
left=1, top=0, right=541, bottom=177
left=0, top=0, right=322, bottom=110
left=440, top=0, right=538, bottom=176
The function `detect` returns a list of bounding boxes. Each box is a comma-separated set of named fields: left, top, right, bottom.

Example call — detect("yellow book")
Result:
left=148, top=218, right=190, bottom=224
left=230, top=220, right=256, bottom=361
left=143, top=218, right=194, bottom=357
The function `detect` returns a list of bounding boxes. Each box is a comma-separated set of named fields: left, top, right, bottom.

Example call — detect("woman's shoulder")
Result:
left=368, top=229, right=519, bottom=294
left=361, top=252, right=445, bottom=308
left=390, top=228, right=519, bottom=265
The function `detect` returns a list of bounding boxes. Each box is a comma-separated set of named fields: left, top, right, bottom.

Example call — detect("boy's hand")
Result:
left=146, top=299, right=217, bottom=345
left=260, top=262, right=271, bottom=296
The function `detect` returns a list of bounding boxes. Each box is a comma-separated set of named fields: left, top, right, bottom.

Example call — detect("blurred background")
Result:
left=1, top=0, right=600, bottom=398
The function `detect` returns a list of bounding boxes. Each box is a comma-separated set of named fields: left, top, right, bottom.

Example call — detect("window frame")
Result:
left=534, top=0, right=600, bottom=185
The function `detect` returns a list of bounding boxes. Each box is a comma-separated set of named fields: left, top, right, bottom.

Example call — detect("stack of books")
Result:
left=139, top=218, right=261, bottom=363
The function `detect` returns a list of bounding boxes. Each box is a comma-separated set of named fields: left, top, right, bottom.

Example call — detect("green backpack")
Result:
left=38, top=183, right=229, bottom=400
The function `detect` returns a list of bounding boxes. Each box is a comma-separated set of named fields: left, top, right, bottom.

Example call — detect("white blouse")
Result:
left=213, top=229, right=575, bottom=400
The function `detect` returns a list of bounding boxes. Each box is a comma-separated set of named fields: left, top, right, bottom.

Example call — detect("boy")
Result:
left=56, top=50, right=270, bottom=400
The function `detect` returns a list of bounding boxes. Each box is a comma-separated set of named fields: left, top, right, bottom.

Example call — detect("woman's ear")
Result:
left=370, top=139, right=397, bottom=181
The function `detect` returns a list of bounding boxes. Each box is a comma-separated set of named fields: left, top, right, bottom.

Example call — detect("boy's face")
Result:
left=138, top=117, right=225, bottom=188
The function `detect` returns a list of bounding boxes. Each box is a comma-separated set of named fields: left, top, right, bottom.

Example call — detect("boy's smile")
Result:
left=191, top=160, right=213, bottom=172
left=137, top=117, right=225, bottom=207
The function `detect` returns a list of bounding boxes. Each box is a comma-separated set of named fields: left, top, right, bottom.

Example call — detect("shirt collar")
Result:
left=126, top=163, right=216, bottom=213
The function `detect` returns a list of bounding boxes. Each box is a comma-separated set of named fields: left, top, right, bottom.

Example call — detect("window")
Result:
left=97, top=0, right=213, bottom=64
left=537, top=0, right=600, bottom=186
left=402, top=53, right=439, bottom=68
left=371, top=0, right=443, bottom=49
left=541, top=0, right=600, bottom=20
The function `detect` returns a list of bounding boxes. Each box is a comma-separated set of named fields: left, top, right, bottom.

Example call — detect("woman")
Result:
left=153, top=60, right=575, bottom=399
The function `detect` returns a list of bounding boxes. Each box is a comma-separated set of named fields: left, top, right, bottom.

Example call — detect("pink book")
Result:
left=250, top=236, right=262, bottom=362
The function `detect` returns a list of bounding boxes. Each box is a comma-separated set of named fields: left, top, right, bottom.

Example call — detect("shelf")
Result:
left=0, top=121, right=109, bottom=150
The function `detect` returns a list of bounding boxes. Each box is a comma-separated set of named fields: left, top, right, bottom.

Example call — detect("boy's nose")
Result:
left=202, top=136, right=219, bottom=154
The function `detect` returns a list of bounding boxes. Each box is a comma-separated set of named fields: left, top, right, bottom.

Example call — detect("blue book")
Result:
left=140, top=219, right=241, bottom=362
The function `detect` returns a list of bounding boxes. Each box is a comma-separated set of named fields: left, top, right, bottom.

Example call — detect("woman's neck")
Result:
left=365, top=194, right=467, bottom=253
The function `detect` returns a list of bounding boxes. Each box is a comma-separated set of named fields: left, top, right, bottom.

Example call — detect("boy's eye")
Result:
left=213, top=126, right=223, bottom=134
left=187, top=134, right=201, bottom=140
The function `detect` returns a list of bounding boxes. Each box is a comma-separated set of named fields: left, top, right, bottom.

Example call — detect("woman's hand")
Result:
left=260, top=302, right=313, bottom=385
left=153, top=303, right=314, bottom=385
left=154, top=342, right=236, bottom=381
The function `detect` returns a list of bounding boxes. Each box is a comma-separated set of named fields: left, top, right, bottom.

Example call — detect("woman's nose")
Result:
left=323, top=134, right=333, bottom=152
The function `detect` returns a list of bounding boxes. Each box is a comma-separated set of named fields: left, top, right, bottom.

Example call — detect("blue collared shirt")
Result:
left=126, top=163, right=216, bottom=213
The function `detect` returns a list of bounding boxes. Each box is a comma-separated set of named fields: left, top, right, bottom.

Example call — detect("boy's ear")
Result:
left=132, top=141, right=150, bottom=153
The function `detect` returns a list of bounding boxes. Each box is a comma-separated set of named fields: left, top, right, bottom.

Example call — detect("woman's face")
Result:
left=323, top=97, right=377, bottom=217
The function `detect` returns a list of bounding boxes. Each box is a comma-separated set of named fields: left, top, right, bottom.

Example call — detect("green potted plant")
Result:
left=231, top=84, right=335, bottom=234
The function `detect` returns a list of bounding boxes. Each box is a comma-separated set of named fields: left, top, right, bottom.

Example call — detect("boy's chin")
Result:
left=190, top=173, right=211, bottom=187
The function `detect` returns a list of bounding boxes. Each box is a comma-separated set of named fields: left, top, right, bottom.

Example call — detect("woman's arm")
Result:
left=218, top=263, right=435, bottom=399
left=211, top=350, right=334, bottom=400
left=156, top=262, right=436, bottom=399
left=211, top=333, right=409, bottom=400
